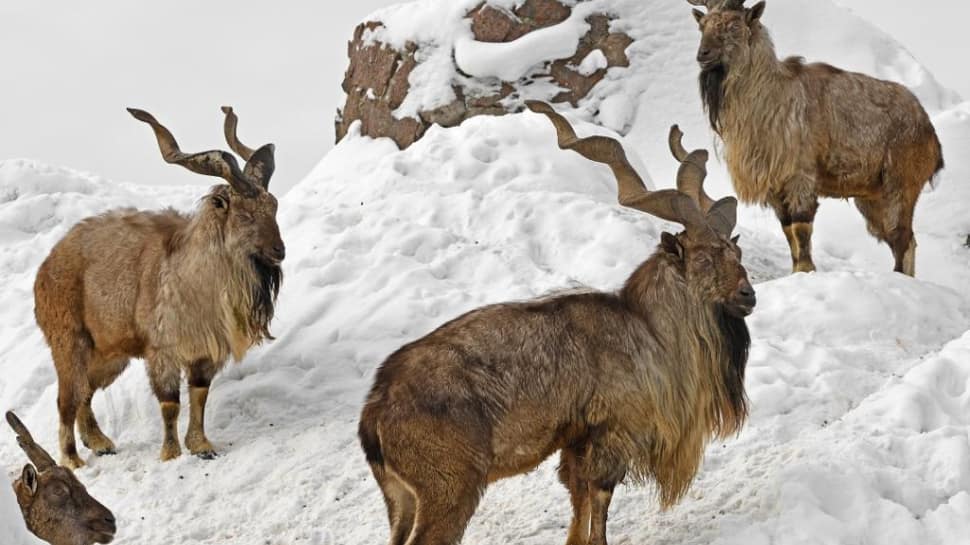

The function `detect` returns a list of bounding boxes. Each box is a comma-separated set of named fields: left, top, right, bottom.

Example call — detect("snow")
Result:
left=454, top=4, right=594, bottom=81
left=2, top=1, right=970, bottom=544
left=575, top=49, right=609, bottom=77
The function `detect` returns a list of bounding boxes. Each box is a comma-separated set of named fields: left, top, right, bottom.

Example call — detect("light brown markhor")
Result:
left=33, top=107, right=284, bottom=468
left=6, top=411, right=116, bottom=545
left=688, top=0, right=943, bottom=275
left=358, top=101, right=756, bottom=545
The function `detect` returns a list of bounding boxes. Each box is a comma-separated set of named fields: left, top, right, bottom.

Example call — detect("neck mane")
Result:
left=619, top=251, right=750, bottom=507
left=167, top=214, right=282, bottom=362
left=699, top=24, right=790, bottom=136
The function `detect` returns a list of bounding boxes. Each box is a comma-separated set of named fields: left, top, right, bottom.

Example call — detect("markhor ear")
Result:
left=22, top=464, right=37, bottom=495
left=661, top=232, right=685, bottom=260
left=693, top=8, right=705, bottom=25
left=243, top=144, right=275, bottom=190
left=747, top=1, right=766, bottom=24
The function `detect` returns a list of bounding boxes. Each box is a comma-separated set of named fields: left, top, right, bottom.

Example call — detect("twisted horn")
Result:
left=669, top=125, right=717, bottom=213
left=127, top=108, right=259, bottom=197
left=221, top=106, right=275, bottom=190
left=670, top=125, right=736, bottom=236
left=526, top=100, right=713, bottom=237
left=6, top=411, right=56, bottom=471
left=221, top=106, right=257, bottom=161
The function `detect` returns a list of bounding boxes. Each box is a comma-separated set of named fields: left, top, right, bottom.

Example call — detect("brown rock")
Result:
left=471, top=4, right=515, bottom=43
left=550, top=60, right=606, bottom=106
left=387, top=43, right=418, bottom=109
left=420, top=87, right=468, bottom=128
left=602, top=33, right=634, bottom=67
left=336, top=1, right=634, bottom=149
left=343, top=89, right=426, bottom=149
left=514, top=0, right=571, bottom=28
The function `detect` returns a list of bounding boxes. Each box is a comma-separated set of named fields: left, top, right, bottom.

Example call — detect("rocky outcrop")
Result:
left=336, top=0, right=633, bottom=149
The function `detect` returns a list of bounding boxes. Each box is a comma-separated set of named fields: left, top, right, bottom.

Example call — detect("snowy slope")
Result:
left=1, top=1, right=969, bottom=544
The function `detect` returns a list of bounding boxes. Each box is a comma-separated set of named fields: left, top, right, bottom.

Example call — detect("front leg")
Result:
left=559, top=447, right=591, bottom=545
left=185, top=359, right=220, bottom=459
left=770, top=188, right=819, bottom=274
left=147, top=355, right=182, bottom=461
left=574, top=428, right=625, bottom=545
left=588, top=482, right=616, bottom=545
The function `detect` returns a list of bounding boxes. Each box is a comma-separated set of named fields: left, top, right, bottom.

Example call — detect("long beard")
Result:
left=699, top=64, right=728, bottom=134
left=249, top=256, right=282, bottom=341
left=715, top=304, right=750, bottom=423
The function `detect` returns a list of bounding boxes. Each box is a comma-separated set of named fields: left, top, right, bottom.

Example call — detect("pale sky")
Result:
left=0, top=1, right=397, bottom=194
left=0, top=1, right=965, bottom=195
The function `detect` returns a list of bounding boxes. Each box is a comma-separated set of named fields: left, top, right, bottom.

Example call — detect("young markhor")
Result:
left=358, top=101, right=756, bottom=545
left=34, top=107, right=284, bottom=468
left=7, top=412, right=116, bottom=545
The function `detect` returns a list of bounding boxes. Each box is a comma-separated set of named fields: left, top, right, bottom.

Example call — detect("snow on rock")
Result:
left=576, top=49, right=609, bottom=77
left=338, top=0, right=634, bottom=148
left=454, top=4, right=593, bottom=81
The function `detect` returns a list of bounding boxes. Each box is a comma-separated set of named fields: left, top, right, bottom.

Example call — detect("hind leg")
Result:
left=405, top=478, right=482, bottom=545
left=889, top=228, right=917, bottom=276
left=77, top=398, right=115, bottom=456
left=386, top=417, right=488, bottom=545
left=52, top=334, right=94, bottom=469
left=855, top=196, right=917, bottom=276
left=375, top=468, right=418, bottom=545
left=78, top=356, right=129, bottom=456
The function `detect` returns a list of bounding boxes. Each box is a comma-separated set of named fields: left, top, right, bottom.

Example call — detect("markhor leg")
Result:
left=148, top=356, right=182, bottom=461
left=773, top=191, right=818, bottom=274
left=78, top=355, right=128, bottom=456
left=57, top=380, right=84, bottom=469
left=560, top=447, right=591, bottom=545
left=377, top=469, right=417, bottom=545
left=588, top=483, right=615, bottom=545
left=790, top=222, right=816, bottom=273
left=77, top=396, right=116, bottom=455
left=888, top=227, right=917, bottom=277
left=54, top=334, right=94, bottom=469
left=185, top=359, right=219, bottom=458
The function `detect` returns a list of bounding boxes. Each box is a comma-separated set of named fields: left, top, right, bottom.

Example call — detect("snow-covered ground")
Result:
left=2, top=0, right=969, bottom=544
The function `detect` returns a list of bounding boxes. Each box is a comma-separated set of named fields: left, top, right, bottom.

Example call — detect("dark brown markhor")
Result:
left=7, top=411, right=116, bottom=545
left=358, top=101, right=756, bottom=545
left=33, top=107, right=284, bottom=468
left=689, top=0, right=943, bottom=276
